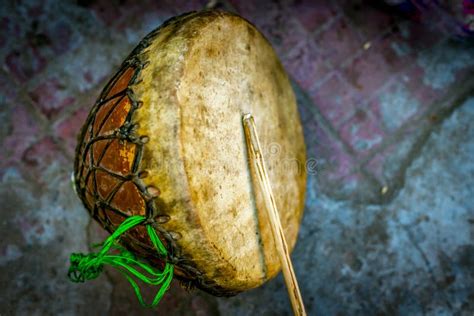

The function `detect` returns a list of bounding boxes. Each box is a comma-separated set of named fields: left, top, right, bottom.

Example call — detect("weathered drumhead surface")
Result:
left=75, top=10, right=306, bottom=295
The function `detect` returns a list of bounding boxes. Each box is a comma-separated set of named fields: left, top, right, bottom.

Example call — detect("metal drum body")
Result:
left=74, top=10, right=306, bottom=296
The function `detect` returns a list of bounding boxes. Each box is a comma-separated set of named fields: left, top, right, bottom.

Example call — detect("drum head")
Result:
left=74, top=10, right=306, bottom=296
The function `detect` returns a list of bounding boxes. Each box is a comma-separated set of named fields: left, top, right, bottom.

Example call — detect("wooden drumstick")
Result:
left=242, top=114, right=307, bottom=316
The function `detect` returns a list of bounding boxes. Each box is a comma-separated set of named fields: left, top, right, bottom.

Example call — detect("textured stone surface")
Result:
left=0, top=0, right=473, bottom=315
left=219, top=97, right=474, bottom=315
left=0, top=165, right=112, bottom=315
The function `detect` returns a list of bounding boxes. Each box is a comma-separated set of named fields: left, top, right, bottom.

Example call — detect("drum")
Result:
left=74, top=10, right=306, bottom=296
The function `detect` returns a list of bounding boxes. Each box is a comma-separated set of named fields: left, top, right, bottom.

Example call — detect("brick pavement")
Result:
left=1, top=0, right=473, bottom=315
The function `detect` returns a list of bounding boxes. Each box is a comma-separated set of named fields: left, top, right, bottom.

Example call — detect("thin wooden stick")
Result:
left=242, top=113, right=307, bottom=316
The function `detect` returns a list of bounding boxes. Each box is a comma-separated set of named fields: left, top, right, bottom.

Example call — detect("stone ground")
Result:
left=0, top=0, right=473, bottom=315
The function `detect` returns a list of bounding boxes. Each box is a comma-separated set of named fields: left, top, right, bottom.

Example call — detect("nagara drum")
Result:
left=73, top=10, right=306, bottom=296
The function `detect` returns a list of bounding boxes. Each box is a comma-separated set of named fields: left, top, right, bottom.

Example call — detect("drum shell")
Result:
left=74, top=11, right=306, bottom=296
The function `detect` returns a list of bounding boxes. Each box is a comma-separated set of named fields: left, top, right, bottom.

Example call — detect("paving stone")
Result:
left=5, top=46, right=48, bottom=83
left=340, top=0, right=396, bottom=41
left=314, top=15, right=365, bottom=68
left=0, top=164, right=112, bottom=315
left=370, top=79, right=423, bottom=132
left=0, top=71, right=20, bottom=104
left=21, top=136, right=69, bottom=179
left=0, top=17, right=14, bottom=51
left=283, top=39, right=330, bottom=91
left=371, top=30, right=417, bottom=73
left=416, top=39, right=474, bottom=91
left=317, top=130, right=355, bottom=181
left=338, top=108, right=385, bottom=157
left=54, top=106, right=90, bottom=157
left=29, top=77, right=76, bottom=119
left=2, top=0, right=474, bottom=315
left=342, top=45, right=392, bottom=99
left=399, top=65, right=447, bottom=112
left=364, top=125, right=422, bottom=185
left=84, top=0, right=162, bottom=28
left=0, top=103, right=42, bottom=178
left=1, top=1, right=88, bottom=82
left=308, top=72, right=363, bottom=129
left=291, top=0, right=338, bottom=33
left=395, top=19, right=445, bottom=51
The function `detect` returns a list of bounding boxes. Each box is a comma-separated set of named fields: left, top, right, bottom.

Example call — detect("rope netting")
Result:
left=70, top=59, right=174, bottom=307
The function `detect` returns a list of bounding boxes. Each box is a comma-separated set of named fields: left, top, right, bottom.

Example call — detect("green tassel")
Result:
left=68, top=215, right=174, bottom=307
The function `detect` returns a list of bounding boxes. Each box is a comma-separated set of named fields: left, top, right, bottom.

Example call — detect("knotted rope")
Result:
left=68, top=215, right=174, bottom=307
